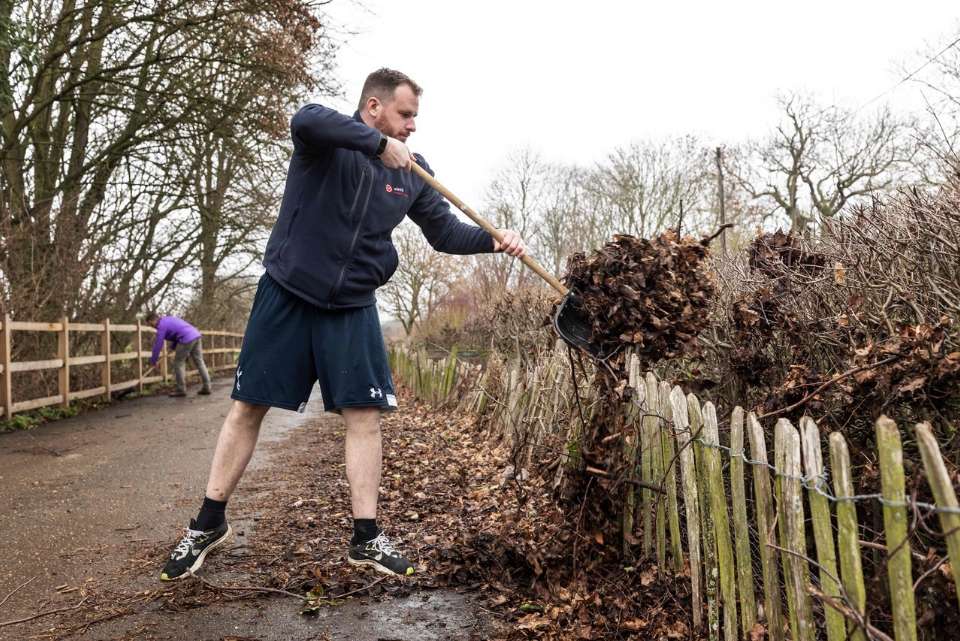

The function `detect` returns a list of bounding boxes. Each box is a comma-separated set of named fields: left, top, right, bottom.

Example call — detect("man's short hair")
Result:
left=357, top=68, right=422, bottom=112
left=145, top=311, right=160, bottom=324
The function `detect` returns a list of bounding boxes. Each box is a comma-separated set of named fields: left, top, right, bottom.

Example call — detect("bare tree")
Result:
left=0, top=0, right=337, bottom=321
left=380, top=220, right=463, bottom=335
left=481, top=148, right=554, bottom=290
left=910, top=44, right=960, bottom=183
left=586, top=136, right=711, bottom=241
left=729, top=94, right=912, bottom=235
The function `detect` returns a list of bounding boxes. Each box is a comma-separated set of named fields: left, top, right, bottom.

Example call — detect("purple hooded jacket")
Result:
left=149, top=316, right=202, bottom=365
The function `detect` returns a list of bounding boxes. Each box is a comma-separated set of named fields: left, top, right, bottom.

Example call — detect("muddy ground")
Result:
left=0, top=379, right=496, bottom=641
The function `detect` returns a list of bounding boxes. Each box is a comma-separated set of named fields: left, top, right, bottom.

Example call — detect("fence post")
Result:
left=702, top=402, right=737, bottom=641
left=102, top=319, right=112, bottom=402
left=212, top=332, right=219, bottom=372
left=658, top=381, right=683, bottom=573
left=829, top=432, right=868, bottom=641
left=1, top=314, right=10, bottom=421
left=670, top=385, right=702, bottom=631
left=747, top=413, right=785, bottom=641
left=775, top=419, right=814, bottom=641
left=728, top=407, right=757, bottom=637
left=915, top=422, right=960, bottom=614
left=800, top=417, right=845, bottom=641
left=645, top=372, right=665, bottom=565
left=640, top=372, right=659, bottom=557
left=161, top=341, right=168, bottom=383
left=690, top=395, right=718, bottom=641
left=876, top=416, right=918, bottom=641
left=136, top=319, right=144, bottom=393
left=622, top=354, right=641, bottom=558
left=59, top=315, right=70, bottom=408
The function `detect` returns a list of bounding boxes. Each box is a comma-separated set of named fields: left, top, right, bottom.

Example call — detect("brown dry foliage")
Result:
left=692, top=182, right=960, bottom=445
left=562, top=232, right=715, bottom=364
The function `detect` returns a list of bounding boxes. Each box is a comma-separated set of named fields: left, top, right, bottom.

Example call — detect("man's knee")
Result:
left=228, top=399, right=269, bottom=429
left=343, top=408, right=381, bottom=437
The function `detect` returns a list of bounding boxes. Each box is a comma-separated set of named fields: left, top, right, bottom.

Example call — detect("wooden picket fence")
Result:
left=391, top=343, right=960, bottom=641
left=0, top=314, right=243, bottom=421
left=387, top=346, right=483, bottom=411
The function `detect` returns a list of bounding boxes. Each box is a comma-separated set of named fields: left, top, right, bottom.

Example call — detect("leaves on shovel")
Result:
left=561, top=231, right=715, bottom=364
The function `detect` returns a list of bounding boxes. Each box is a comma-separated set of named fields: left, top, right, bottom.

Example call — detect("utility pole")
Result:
left=714, top=147, right=728, bottom=256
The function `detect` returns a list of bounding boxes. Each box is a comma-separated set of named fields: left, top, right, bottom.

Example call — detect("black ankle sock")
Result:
left=195, top=496, right=227, bottom=531
left=352, top=518, right=378, bottom=544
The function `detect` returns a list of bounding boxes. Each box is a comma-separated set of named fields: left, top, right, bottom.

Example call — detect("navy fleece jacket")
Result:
left=262, top=104, right=494, bottom=309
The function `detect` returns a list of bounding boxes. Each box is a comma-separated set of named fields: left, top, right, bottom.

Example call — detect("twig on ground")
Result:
left=0, top=597, right=88, bottom=628
left=0, top=576, right=37, bottom=609
left=191, top=574, right=304, bottom=600
left=324, top=576, right=388, bottom=599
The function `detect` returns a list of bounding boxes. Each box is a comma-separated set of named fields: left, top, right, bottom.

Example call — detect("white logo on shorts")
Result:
left=236, top=369, right=243, bottom=391
left=369, top=387, right=383, bottom=399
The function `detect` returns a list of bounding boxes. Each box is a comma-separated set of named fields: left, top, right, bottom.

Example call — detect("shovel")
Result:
left=409, top=161, right=602, bottom=357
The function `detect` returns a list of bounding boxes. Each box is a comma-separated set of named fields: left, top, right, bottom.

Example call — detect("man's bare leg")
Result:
left=342, top=406, right=412, bottom=575
left=205, top=400, right=271, bottom=500
left=160, top=400, right=269, bottom=581
left=343, top=407, right=382, bottom=519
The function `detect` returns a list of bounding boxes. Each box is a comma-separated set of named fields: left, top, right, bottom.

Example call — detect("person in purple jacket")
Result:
left=146, top=312, right=212, bottom=397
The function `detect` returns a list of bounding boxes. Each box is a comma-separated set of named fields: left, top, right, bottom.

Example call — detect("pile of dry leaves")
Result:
left=561, top=231, right=716, bottom=365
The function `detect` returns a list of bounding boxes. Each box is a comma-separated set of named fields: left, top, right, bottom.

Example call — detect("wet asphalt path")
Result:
left=0, top=380, right=485, bottom=640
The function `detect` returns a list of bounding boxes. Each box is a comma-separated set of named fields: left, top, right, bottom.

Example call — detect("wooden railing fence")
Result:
left=0, top=314, right=242, bottom=420
left=391, top=343, right=960, bottom=641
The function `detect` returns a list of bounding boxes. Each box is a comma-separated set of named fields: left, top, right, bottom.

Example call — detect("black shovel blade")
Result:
left=552, top=292, right=605, bottom=358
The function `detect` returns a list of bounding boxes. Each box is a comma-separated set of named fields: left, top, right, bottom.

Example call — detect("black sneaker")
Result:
left=168, top=391, right=187, bottom=398
left=159, top=519, right=232, bottom=581
left=197, top=388, right=211, bottom=396
left=348, top=530, right=415, bottom=576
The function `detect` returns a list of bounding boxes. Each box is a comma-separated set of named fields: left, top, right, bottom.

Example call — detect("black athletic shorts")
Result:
left=230, top=272, right=397, bottom=413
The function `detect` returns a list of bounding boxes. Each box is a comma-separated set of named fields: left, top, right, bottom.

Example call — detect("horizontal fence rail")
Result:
left=0, top=315, right=243, bottom=420
left=390, top=342, right=960, bottom=641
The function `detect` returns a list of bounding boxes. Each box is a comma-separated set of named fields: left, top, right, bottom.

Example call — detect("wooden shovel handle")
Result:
left=409, top=161, right=568, bottom=296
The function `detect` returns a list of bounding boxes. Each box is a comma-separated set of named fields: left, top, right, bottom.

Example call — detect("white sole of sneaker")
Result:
left=347, top=556, right=412, bottom=576
left=162, top=525, right=233, bottom=581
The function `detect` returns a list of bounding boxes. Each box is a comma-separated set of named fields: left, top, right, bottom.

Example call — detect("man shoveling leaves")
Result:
left=159, top=68, right=526, bottom=581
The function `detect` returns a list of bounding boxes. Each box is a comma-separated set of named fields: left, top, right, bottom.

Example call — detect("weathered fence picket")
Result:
left=690, top=394, right=720, bottom=641
left=670, top=386, right=703, bottom=630
left=641, top=372, right=658, bottom=557
left=649, top=374, right=667, bottom=568
left=623, top=354, right=641, bottom=557
left=829, top=432, right=868, bottom=641
left=728, top=407, right=757, bottom=637
left=658, top=381, right=683, bottom=573
left=775, top=419, right=814, bottom=641
left=747, top=412, right=785, bottom=641
left=799, top=417, right=845, bottom=641
left=701, top=402, right=738, bottom=641
left=876, top=416, right=918, bottom=641
left=915, top=421, right=960, bottom=613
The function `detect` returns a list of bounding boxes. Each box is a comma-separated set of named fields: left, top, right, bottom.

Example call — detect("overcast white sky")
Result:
left=319, top=0, right=959, bottom=208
